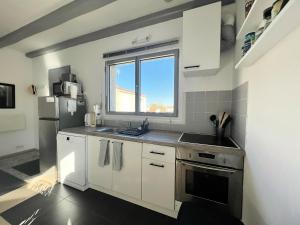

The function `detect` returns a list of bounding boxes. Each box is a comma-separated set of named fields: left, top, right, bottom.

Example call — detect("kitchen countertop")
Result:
left=61, top=126, right=245, bottom=156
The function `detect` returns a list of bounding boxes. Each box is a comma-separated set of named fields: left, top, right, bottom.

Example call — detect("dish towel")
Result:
left=113, top=142, right=123, bottom=171
left=98, top=140, right=110, bottom=167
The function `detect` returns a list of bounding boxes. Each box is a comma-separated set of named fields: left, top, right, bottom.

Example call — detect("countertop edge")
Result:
left=60, top=127, right=245, bottom=157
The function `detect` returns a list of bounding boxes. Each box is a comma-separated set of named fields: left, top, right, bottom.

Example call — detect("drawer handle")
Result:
left=198, top=153, right=215, bottom=159
left=150, top=163, right=164, bottom=168
left=66, top=137, right=70, bottom=141
left=150, top=151, right=165, bottom=155
left=184, top=65, right=200, bottom=69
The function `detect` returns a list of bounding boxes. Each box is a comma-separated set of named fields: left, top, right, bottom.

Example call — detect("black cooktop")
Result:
left=179, top=133, right=238, bottom=148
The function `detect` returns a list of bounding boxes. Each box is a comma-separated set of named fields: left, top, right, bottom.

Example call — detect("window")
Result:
left=108, top=60, right=136, bottom=112
left=106, top=50, right=178, bottom=117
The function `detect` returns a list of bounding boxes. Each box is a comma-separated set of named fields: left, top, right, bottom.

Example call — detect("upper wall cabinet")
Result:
left=182, top=2, right=221, bottom=75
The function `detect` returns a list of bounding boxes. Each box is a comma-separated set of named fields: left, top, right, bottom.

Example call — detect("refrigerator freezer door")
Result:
left=39, top=119, right=59, bottom=169
left=58, top=97, right=86, bottom=129
left=38, top=96, right=59, bottom=119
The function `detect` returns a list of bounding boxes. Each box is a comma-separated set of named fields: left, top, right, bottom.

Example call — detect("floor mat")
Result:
left=0, top=170, right=25, bottom=196
left=13, top=159, right=40, bottom=176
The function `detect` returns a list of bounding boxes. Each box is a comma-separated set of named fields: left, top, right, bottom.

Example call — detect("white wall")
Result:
left=184, top=47, right=234, bottom=92
left=0, top=48, right=35, bottom=157
left=32, top=14, right=235, bottom=125
left=234, top=23, right=300, bottom=225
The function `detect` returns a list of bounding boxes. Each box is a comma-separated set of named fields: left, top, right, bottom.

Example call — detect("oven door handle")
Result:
left=179, top=161, right=237, bottom=173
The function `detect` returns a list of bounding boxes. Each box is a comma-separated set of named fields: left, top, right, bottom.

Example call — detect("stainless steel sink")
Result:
left=94, top=127, right=114, bottom=133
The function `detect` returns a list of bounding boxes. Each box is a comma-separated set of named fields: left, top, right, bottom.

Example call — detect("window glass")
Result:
left=106, top=50, right=178, bottom=116
left=140, top=55, right=175, bottom=113
left=109, top=61, right=135, bottom=112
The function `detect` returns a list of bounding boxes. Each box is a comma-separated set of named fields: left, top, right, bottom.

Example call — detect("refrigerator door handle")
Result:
left=55, top=120, right=59, bottom=133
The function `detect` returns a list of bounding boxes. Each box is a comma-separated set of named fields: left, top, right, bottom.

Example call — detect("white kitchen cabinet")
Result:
left=182, top=2, right=221, bottom=75
left=143, top=143, right=175, bottom=163
left=57, top=132, right=87, bottom=190
left=142, top=144, right=175, bottom=210
left=142, top=158, right=175, bottom=210
left=85, top=133, right=177, bottom=214
left=87, top=136, right=112, bottom=190
left=112, top=140, right=142, bottom=199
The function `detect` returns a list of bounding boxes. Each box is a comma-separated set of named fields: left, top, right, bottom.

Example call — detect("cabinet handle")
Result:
left=184, top=65, right=200, bottom=69
left=111, top=141, right=123, bottom=145
left=66, top=137, right=70, bottom=141
left=150, top=151, right=165, bottom=155
left=150, top=163, right=164, bottom=168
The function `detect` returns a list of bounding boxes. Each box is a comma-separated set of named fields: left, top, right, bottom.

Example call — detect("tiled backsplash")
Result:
left=103, top=87, right=248, bottom=148
left=104, top=90, right=233, bottom=136
left=184, top=91, right=232, bottom=135
left=231, top=82, right=248, bottom=149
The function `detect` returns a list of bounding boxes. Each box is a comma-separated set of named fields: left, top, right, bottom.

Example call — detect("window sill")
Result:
left=103, top=113, right=184, bottom=125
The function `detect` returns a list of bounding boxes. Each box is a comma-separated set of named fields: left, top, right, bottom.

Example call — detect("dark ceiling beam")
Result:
left=26, top=0, right=235, bottom=58
left=0, top=0, right=116, bottom=48
left=222, top=0, right=235, bottom=5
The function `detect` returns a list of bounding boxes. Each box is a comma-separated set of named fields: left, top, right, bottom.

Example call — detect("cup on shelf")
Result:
left=242, top=32, right=256, bottom=55
left=245, top=0, right=255, bottom=17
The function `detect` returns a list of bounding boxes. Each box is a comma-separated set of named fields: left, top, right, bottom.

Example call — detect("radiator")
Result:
left=0, top=114, right=26, bottom=132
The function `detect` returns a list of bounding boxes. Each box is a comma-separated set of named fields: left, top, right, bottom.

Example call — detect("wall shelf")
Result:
left=235, top=0, right=299, bottom=69
left=236, top=0, right=274, bottom=40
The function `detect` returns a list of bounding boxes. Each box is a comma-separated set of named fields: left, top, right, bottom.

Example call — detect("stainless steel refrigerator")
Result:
left=38, top=96, right=86, bottom=169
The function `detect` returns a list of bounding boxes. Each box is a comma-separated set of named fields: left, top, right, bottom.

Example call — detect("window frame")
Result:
left=105, top=49, right=179, bottom=117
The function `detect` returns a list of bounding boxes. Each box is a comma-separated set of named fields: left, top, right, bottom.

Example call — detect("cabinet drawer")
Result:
left=142, top=143, right=175, bottom=163
left=142, top=159, right=175, bottom=210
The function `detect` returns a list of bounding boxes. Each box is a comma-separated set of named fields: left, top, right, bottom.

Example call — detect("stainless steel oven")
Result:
left=176, top=146, right=244, bottom=219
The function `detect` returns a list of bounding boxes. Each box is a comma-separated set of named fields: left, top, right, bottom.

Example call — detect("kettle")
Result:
left=93, top=104, right=102, bottom=126
left=84, top=113, right=96, bottom=127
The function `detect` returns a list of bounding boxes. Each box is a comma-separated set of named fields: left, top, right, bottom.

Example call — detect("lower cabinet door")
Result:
left=87, top=136, right=112, bottom=190
left=112, top=140, right=142, bottom=199
left=57, top=134, right=86, bottom=186
left=142, top=158, right=175, bottom=210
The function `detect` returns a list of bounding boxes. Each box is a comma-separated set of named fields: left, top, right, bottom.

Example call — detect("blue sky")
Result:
left=114, top=56, right=175, bottom=106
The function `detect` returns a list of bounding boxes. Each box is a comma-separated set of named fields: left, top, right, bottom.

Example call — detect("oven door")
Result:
left=176, top=160, right=243, bottom=218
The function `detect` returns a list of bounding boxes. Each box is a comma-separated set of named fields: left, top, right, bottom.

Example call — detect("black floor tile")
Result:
left=0, top=170, right=25, bottom=196
left=29, top=199, right=88, bottom=225
left=1, top=190, right=64, bottom=225
left=13, top=159, right=40, bottom=176
left=14, top=198, right=114, bottom=225
left=48, top=183, right=80, bottom=199
left=66, top=189, right=176, bottom=225
left=2, top=184, right=176, bottom=225
left=65, top=189, right=127, bottom=224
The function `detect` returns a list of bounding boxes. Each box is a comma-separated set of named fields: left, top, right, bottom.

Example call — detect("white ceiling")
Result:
left=9, top=0, right=191, bottom=53
left=0, top=0, right=73, bottom=37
